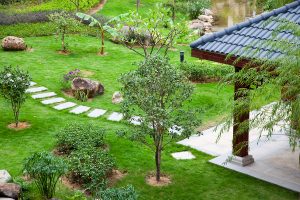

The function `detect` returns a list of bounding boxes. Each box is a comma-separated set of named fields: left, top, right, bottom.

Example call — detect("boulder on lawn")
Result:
left=198, top=15, right=214, bottom=23
left=1, top=36, right=26, bottom=51
left=112, top=91, right=123, bottom=104
left=71, top=77, right=104, bottom=98
left=0, top=171, right=11, bottom=184
left=0, top=183, right=21, bottom=199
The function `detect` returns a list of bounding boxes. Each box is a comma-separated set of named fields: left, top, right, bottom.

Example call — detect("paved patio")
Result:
left=178, top=105, right=300, bottom=192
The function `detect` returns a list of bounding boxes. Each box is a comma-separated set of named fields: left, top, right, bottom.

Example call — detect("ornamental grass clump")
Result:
left=97, top=185, right=138, bottom=200
left=0, top=66, right=31, bottom=127
left=23, top=152, right=68, bottom=199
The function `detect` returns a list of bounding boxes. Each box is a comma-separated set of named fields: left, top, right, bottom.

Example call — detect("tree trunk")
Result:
left=100, top=30, right=105, bottom=55
left=136, top=0, right=140, bottom=12
left=62, top=28, right=66, bottom=52
left=155, top=147, right=161, bottom=182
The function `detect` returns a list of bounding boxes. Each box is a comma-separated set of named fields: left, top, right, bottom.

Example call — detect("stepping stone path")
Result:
left=26, top=86, right=47, bottom=93
left=32, top=92, right=56, bottom=99
left=88, top=109, right=107, bottom=118
left=70, top=106, right=90, bottom=114
left=108, top=112, right=124, bottom=121
left=171, top=151, right=196, bottom=160
left=41, top=97, right=65, bottom=105
left=54, top=102, right=76, bottom=110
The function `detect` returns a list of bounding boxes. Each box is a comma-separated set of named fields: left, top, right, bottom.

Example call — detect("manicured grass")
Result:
left=0, top=35, right=297, bottom=199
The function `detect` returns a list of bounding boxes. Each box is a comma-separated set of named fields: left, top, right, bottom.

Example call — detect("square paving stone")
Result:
left=30, top=81, right=37, bottom=87
left=108, top=112, right=124, bottom=121
left=41, top=97, right=65, bottom=105
left=87, top=109, right=107, bottom=118
left=26, top=87, right=47, bottom=93
left=70, top=106, right=91, bottom=114
left=32, top=92, right=56, bottom=99
left=53, top=102, right=76, bottom=110
left=129, top=116, right=143, bottom=125
left=171, top=151, right=196, bottom=160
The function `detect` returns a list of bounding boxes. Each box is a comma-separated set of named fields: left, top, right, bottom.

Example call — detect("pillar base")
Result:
left=230, top=155, right=254, bottom=166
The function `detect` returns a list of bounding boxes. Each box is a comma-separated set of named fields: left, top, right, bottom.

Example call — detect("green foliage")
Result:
left=74, top=90, right=88, bottom=102
left=256, top=0, right=293, bottom=11
left=179, top=61, right=234, bottom=82
left=97, top=185, right=138, bottom=200
left=0, top=66, right=31, bottom=127
left=68, top=147, right=115, bottom=193
left=120, top=55, right=200, bottom=181
left=56, top=123, right=106, bottom=155
left=66, top=190, right=88, bottom=200
left=186, top=0, right=211, bottom=20
left=23, top=152, right=68, bottom=199
left=48, top=11, right=79, bottom=52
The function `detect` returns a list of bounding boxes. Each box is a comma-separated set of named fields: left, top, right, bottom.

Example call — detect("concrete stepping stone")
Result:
left=30, top=81, right=37, bottom=87
left=32, top=92, right=56, bottom=99
left=53, top=102, right=76, bottom=110
left=26, top=86, right=47, bottom=93
left=108, top=112, right=124, bottom=121
left=171, top=151, right=195, bottom=160
left=129, top=116, right=142, bottom=125
left=41, top=97, right=65, bottom=105
left=70, top=106, right=91, bottom=114
left=88, top=109, right=107, bottom=118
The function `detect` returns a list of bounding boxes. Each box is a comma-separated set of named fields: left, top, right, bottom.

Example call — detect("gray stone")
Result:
left=0, top=198, right=14, bottom=200
left=41, top=97, right=65, bottom=105
left=29, top=81, right=36, bottom=87
left=71, top=77, right=104, bottom=98
left=69, top=106, right=90, bottom=114
left=204, top=9, right=214, bottom=16
left=53, top=102, right=76, bottom=110
left=108, top=112, right=123, bottom=121
left=198, top=15, right=214, bottom=23
left=32, top=92, right=56, bottom=99
left=129, top=116, right=142, bottom=125
left=112, top=91, right=123, bottom=104
left=26, top=87, right=47, bottom=93
left=171, top=151, right=195, bottom=160
left=87, top=109, right=107, bottom=118
left=230, top=155, right=254, bottom=166
left=0, top=171, right=11, bottom=184
left=1, top=36, right=26, bottom=51
left=0, top=183, right=21, bottom=199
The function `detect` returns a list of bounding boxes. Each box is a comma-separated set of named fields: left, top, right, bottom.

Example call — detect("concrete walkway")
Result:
left=177, top=104, right=300, bottom=192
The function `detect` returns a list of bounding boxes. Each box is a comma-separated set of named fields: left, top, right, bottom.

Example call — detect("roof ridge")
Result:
left=190, top=0, right=300, bottom=48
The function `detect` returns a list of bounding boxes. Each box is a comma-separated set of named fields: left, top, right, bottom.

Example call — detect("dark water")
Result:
left=212, top=0, right=261, bottom=31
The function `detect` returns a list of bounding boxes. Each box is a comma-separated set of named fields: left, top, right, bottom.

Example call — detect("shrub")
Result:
left=97, top=185, right=138, bottom=200
left=56, top=123, right=106, bottom=154
left=179, top=61, right=233, bottom=82
left=0, top=66, right=31, bottom=127
left=68, top=148, right=115, bottom=193
left=187, top=0, right=211, bottom=20
left=74, top=90, right=88, bottom=102
left=61, top=69, right=81, bottom=89
left=23, top=152, right=68, bottom=199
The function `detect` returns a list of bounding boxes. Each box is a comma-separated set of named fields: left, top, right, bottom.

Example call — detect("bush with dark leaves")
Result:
left=97, top=185, right=138, bottom=200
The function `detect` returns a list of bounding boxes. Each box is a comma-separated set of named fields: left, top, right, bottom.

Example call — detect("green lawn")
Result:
left=0, top=35, right=297, bottom=199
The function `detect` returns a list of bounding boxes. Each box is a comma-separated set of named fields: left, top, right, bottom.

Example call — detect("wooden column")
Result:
left=233, top=67, right=250, bottom=157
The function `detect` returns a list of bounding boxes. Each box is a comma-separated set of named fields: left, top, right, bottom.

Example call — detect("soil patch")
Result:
left=62, top=89, right=93, bottom=102
left=108, top=169, right=127, bottom=186
left=7, top=122, right=31, bottom=131
left=97, top=52, right=108, bottom=56
left=146, top=174, right=171, bottom=187
left=26, top=47, right=34, bottom=52
left=191, top=77, right=220, bottom=84
left=62, top=176, right=83, bottom=191
left=80, top=70, right=94, bottom=77
left=88, top=0, right=107, bottom=15
left=58, top=50, right=71, bottom=55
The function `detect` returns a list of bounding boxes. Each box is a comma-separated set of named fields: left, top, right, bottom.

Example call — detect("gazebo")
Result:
left=190, top=0, right=300, bottom=166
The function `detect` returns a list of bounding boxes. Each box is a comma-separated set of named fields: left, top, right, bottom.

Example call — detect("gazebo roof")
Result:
left=190, top=0, right=300, bottom=67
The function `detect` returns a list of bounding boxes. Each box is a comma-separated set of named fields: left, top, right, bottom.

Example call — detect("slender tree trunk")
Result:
left=155, top=147, right=161, bottom=182
left=100, top=30, right=105, bottom=55
left=172, top=0, right=175, bottom=21
left=136, top=0, right=140, bottom=12
left=62, top=28, right=66, bottom=52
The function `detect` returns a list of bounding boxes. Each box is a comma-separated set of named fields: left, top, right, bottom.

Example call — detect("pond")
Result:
left=212, top=0, right=262, bottom=31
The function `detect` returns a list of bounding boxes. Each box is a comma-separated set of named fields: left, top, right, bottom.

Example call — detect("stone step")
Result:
left=69, top=106, right=91, bottom=114
left=87, top=109, right=107, bottom=118
left=171, top=151, right=195, bottom=160
left=53, top=102, right=76, bottom=110
left=26, top=86, right=47, bottom=93
left=41, top=97, right=65, bottom=105
left=129, top=116, right=142, bottom=125
left=32, top=92, right=56, bottom=99
left=107, top=112, right=124, bottom=122
left=30, top=81, right=37, bottom=87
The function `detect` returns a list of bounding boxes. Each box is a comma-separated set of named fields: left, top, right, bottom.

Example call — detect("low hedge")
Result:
left=179, top=61, right=234, bottom=82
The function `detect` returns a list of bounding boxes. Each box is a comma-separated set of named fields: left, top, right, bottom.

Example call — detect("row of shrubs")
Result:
left=179, top=61, right=234, bottom=83
left=22, top=123, right=138, bottom=199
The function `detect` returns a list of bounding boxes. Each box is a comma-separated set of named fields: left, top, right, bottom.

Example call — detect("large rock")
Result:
left=189, top=20, right=212, bottom=35
left=71, top=77, right=104, bottom=98
left=198, top=15, right=214, bottom=23
left=0, top=183, right=21, bottom=199
left=0, top=171, right=11, bottom=184
left=112, top=91, right=123, bottom=104
left=1, top=36, right=26, bottom=51
left=204, top=9, right=214, bottom=16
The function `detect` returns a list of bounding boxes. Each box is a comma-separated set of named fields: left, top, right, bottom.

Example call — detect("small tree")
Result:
left=113, top=4, right=185, bottom=58
left=0, top=66, right=31, bottom=127
left=48, top=11, right=79, bottom=53
left=76, top=12, right=119, bottom=55
left=23, top=152, right=68, bottom=199
left=69, top=0, right=94, bottom=11
left=119, top=56, right=200, bottom=182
